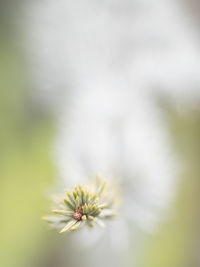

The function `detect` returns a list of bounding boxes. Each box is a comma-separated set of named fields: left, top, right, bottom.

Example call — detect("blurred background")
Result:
left=1, top=0, right=200, bottom=267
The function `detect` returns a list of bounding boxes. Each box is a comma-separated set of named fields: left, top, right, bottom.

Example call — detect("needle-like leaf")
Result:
left=59, top=219, right=77, bottom=233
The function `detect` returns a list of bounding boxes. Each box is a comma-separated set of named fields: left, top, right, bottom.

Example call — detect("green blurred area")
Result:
left=135, top=105, right=200, bottom=267
left=0, top=35, right=56, bottom=267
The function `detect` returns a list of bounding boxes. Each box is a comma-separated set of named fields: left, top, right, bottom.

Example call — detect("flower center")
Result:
left=73, top=205, right=83, bottom=220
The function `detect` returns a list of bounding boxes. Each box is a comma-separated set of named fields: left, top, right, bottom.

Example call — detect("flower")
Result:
left=43, top=176, right=118, bottom=233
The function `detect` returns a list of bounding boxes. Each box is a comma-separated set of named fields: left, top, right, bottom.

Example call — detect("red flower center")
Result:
left=73, top=205, right=83, bottom=220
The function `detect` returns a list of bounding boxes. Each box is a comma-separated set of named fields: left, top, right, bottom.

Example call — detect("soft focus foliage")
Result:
left=44, top=176, right=118, bottom=233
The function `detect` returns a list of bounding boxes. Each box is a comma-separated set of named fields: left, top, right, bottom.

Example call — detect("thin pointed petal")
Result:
left=87, top=204, right=92, bottom=213
left=97, top=179, right=106, bottom=197
left=59, top=220, right=77, bottom=233
left=75, top=196, right=80, bottom=209
left=81, top=189, right=86, bottom=204
left=83, top=203, right=88, bottom=214
left=63, top=198, right=74, bottom=210
left=52, top=210, right=74, bottom=216
left=78, top=184, right=83, bottom=192
left=90, top=193, right=97, bottom=203
left=86, top=191, right=90, bottom=203
left=70, top=221, right=82, bottom=231
left=90, top=205, right=97, bottom=215
left=75, top=185, right=81, bottom=197
left=73, top=190, right=77, bottom=199
left=66, top=191, right=76, bottom=206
